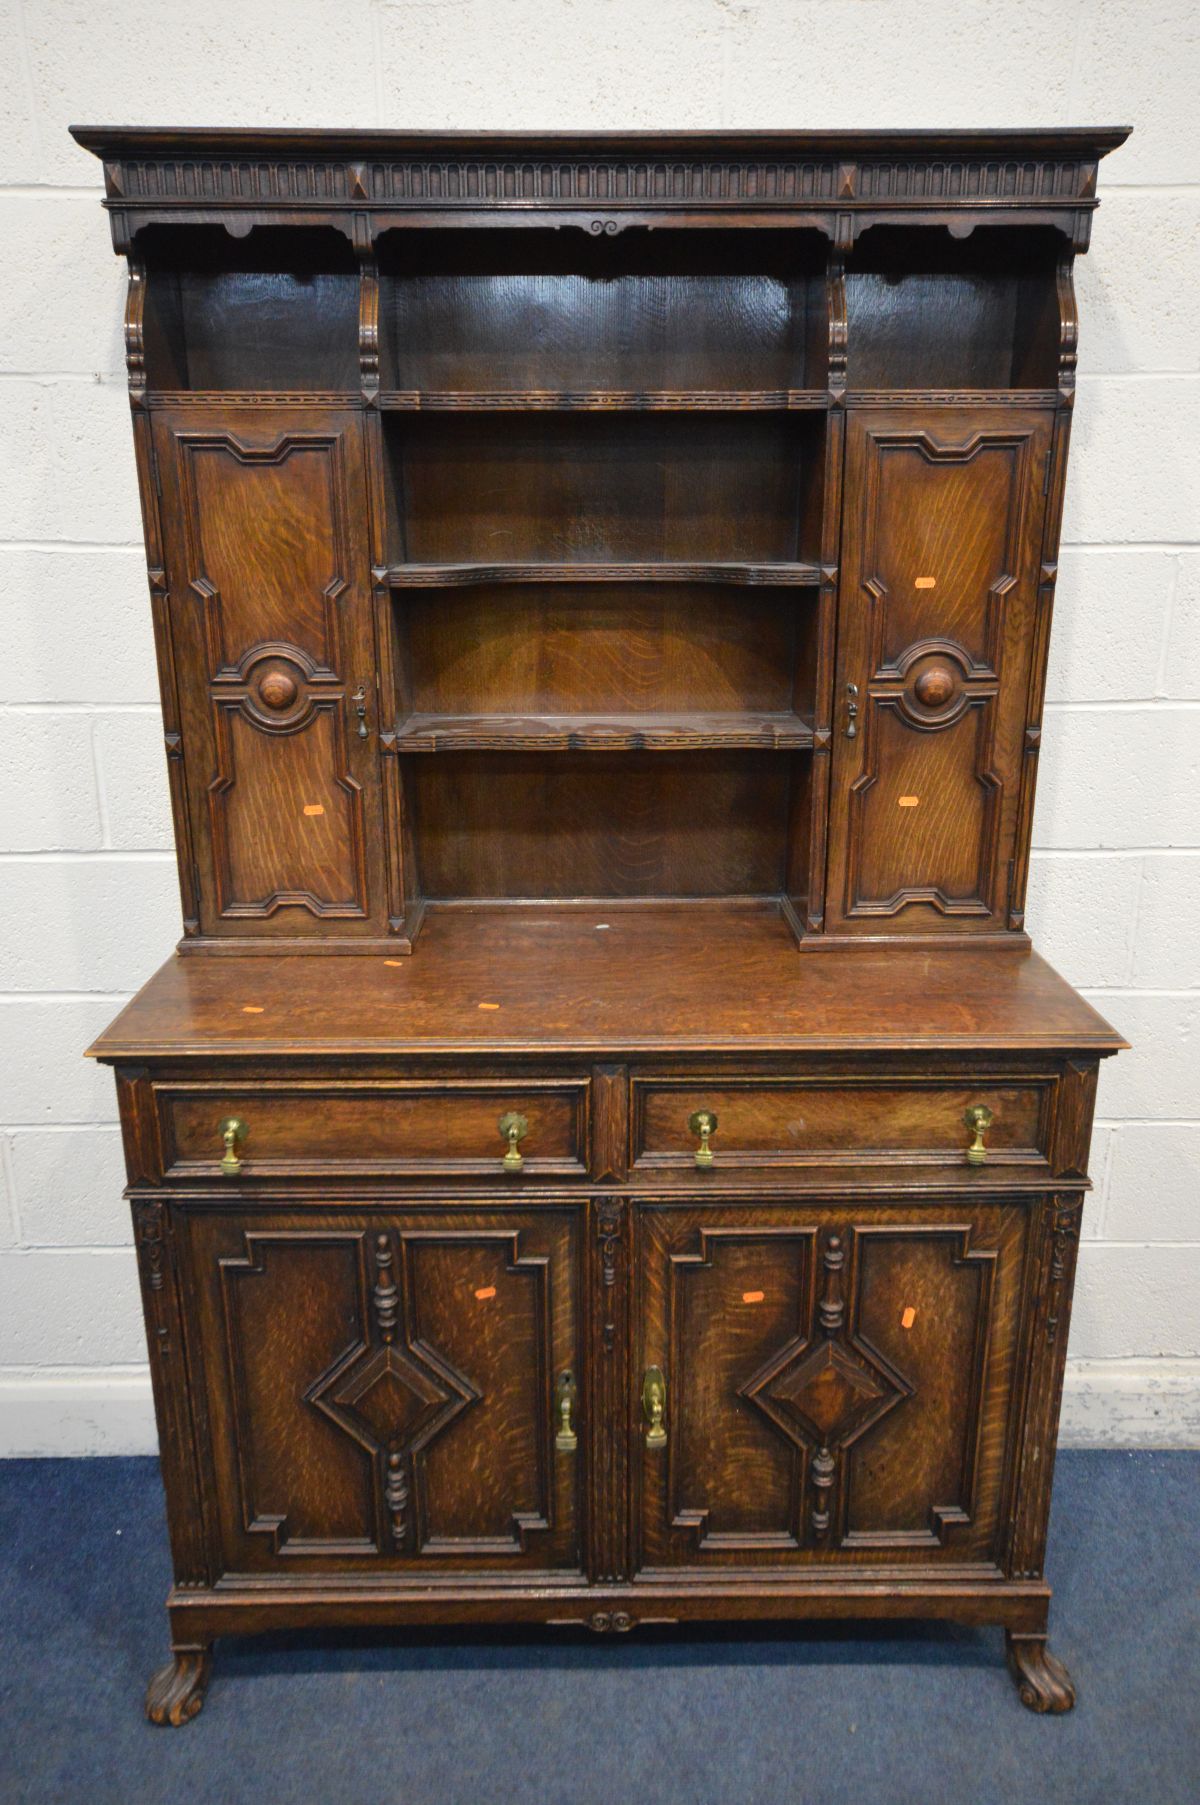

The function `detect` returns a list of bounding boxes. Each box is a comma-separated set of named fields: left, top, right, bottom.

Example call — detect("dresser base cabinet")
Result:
left=93, top=923, right=1123, bottom=1723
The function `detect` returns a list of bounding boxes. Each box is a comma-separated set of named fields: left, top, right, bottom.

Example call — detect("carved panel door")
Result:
left=635, top=1200, right=1027, bottom=1570
left=825, top=407, right=1052, bottom=936
left=179, top=1206, right=582, bottom=1576
left=153, top=406, right=389, bottom=939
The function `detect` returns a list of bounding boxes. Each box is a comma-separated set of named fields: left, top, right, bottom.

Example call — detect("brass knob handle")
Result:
left=688, top=1109, right=717, bottom=1169
left=219, top=1116, right=245, bottom=1177
left=845, top=681, right=859, bottom=739
left=499, top=1111, right=528, bottom=1173
left=964, top=1105, right=994, bottom=1166
left=555, top=1369, right=578, bottom=1451
left=643, top=1366, right=667, bottom=1449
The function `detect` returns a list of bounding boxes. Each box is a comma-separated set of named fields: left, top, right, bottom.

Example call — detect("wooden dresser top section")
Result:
left=70, top=126, right=1131, bottom=251
left=89, top=906, right=1124, bottom=1062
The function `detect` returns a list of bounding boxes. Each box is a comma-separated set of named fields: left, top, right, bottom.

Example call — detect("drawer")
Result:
left=631, top=1074, right=1054, bottom=1172
left=155, top=1078, right=591, bottom=1180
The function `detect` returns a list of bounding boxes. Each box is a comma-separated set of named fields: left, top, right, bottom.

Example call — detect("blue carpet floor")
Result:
left=0, top=1451, right=1197, bottom=1804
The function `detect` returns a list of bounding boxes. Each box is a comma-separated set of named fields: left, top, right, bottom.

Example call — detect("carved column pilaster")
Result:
left=1007, top=1195, right=1085, bottom=1581
left=133, top=1195, right=210, bottom=1586
left=587, top=1197, right=629, bottom=1584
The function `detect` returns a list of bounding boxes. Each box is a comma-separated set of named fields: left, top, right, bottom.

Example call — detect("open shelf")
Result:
left=138, top=225, right=360, bottom=391
left=393, top=711, right=814, bottom=753
left=845, top=226, right=1061, bottom=391
left=388, top=581, right=819, bottom=722
left=383, top=413, right=826, bottom=566
left=377, top=227, right=829, bottom=397
left=409, top=750, right=801, bottom=901
left=382, top=561, right=822, bottom=588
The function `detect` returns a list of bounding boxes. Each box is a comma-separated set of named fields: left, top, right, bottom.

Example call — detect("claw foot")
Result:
left=1005, top=1633, right=1076, bottom=1714
left=145, top=1647, right=212, bottom=1726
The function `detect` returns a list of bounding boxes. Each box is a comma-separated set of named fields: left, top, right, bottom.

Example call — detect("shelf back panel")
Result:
left=397, top=583, right=810, bottom=719
left=379, top=228, right=828, bottom=394
left=385, top=415, right=825, bottom=565
left=409, top=750, right=798, bottom=900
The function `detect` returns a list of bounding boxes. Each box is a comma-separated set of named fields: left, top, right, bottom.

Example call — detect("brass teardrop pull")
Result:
left=688, top=1109, right=717, bottom=1170
left=219, top=1116, right=245, bottom=1177
left=642, top=1366, right=667, bottom=1449
left=498, top=1111, right=528, bottom=1173
left=555, top=1370, right=578, bottom=1451
left=964, top=1104, right=994, bottom=1166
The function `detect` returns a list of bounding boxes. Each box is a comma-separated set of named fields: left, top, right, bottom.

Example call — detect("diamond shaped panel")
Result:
left=742, top=1332, right=908, bottom=1454
left=309, top=1339, right=477, bottom=1456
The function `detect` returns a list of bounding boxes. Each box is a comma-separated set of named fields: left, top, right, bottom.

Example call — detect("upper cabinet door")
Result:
left=825, top=407, right=1052, bottom=937
left=153, top=406, right=389, bottom=940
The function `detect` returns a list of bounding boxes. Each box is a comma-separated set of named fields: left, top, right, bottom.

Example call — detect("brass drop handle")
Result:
left=689, top=1109, right=717, bottom=1170
left=643, top=1366, right=667, bottom=1449
left=499, top=1111, right=528, bottom=1173
left=964, top=1104, right=994, bottom=1166
left=350, top=681, right=369, bottom=740
left=555, top=1369, right=578, bottom=1451
left=845, top=681, right=859, bottom=739
left=219, top=1116, right=246, bottom=1177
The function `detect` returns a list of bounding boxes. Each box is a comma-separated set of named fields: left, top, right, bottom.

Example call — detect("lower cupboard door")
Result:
left=179, top=1206, right=583, bottom=1576
left=635, top=1200, right=1028, bottom=1571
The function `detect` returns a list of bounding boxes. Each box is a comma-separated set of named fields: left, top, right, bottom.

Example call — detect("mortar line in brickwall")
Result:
left=0, top=704, right=162, bottom=715
left=1042, top=698, right=1200, bottom=711
left=86, top=716, right=111, bottom=850
left=1154, top=551, right=1183, bottom=698
left=0, top=1363, right=149, bottom=1376
left=1094, top=1117, right=1200, bottom=1127
left=1031, top=848, right=1188, bottom=858
left=0, top=1244, right=134, bottom=1259
left=3, top=1123, right=123, bottom=1135
left=0, top=1133, right=21, bottom=1245
left=1094, top=1117, right=1117, bottom=1238
left=1083, top=986, right=1200, bottom=997
left=1124, top=854, right=1150, bottom=986
left=1076, top=1240, right=1200, bottom=1251
left=0, top=540, right=144, bottom=554
left=0, top=990, right=132, bottom=1003
left=0, top=850, right=175, bottom=863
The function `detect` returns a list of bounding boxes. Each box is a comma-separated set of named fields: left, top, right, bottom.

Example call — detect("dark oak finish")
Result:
left=74, top=125, right=1129, bottom=1722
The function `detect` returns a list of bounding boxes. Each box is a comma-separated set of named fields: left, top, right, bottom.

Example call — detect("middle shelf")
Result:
left=391, top=710, right=815, bottom=753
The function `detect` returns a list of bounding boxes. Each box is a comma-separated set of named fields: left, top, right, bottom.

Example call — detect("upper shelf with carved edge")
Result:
left=71, top=126, right=1131, bottom=254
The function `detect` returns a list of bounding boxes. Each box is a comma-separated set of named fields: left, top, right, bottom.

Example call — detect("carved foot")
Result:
left=1005, top=1633, right=1076, bottom=1714
left=145, top=1647, right=212, bottom=1726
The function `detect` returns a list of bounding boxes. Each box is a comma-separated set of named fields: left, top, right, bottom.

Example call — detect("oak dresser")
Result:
left=74, top=125, right=1129, bottom=1723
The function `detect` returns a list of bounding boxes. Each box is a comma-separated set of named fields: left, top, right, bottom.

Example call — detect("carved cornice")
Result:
left=70, top=127, right=1130, bottom=248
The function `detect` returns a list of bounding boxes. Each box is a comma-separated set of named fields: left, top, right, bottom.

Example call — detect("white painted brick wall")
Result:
left=1, top=0, right=1196, bottom=1453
